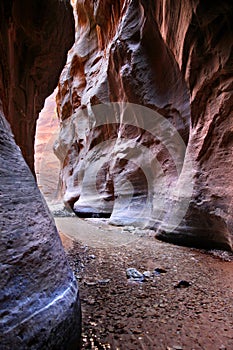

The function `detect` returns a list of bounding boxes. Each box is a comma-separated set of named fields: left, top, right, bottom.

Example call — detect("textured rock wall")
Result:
left=154, top=0, right=233, bottom=249
left=56, top=0, right=233, bottom=250
left=0, top=0, right=74, bottom=173
left=0, top=1, right=81, bottom=349
left=0, top=111, right=81, bottom=349
left=55, top=0, right=190, bottom=215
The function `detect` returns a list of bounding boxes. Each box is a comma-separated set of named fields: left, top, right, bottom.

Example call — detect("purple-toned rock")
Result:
left=0, top=111, right=81, bottom=349
left=0, top=0, right=81, bottom=348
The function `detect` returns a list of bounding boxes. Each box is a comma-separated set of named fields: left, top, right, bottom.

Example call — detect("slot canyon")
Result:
left=0, top=0, right=233, bottom=349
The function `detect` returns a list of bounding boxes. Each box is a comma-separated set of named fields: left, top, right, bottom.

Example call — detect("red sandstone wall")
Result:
left=56, top=0, right=233, bottom=250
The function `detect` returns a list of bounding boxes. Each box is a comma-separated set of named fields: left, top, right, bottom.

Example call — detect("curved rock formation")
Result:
left=55, top=0, right=233, bottom=250
left=0, top=1, right=81, bottom=349
left=55, top=0, right=190, bottom=216
left=154, top=0, right=233, bottom=250
left=0, top=112, right=81, bottom=349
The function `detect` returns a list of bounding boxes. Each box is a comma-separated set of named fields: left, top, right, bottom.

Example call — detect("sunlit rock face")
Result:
left=55, top=0, right=190, bottom=218
left=35, top=90, right=61, bottom=204
left=56, top=0, right=233, bottom=250
left=0, top=0, right=81, bottom=349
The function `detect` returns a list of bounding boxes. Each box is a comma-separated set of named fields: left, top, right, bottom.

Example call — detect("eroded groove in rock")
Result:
left=55, top=0, right=233, bottom=250
left=55, top=0, right=190, bottom=224
left=155, top=0, right=233, bottom=250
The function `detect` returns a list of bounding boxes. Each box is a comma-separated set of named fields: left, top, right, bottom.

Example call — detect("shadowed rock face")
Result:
left=0, top=0, right=81, bottom=349
left=56, top=0, right=233, bottom=250
left=0, top=0, right=75, bottom=174
left=154, top=0, right=233, bottom=250
left=0, top=112, right=81, bottom=348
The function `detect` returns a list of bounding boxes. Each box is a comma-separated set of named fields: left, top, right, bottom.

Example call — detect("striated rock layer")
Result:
left=0, top=1, right=81, bottom=349
left=0, top=112, right=81, bottom=349
left=154, top=0, right=233, bottom=250
left=55, top=0, right=233, bottom=251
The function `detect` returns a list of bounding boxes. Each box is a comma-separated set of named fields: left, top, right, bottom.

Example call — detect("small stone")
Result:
left=123, top=226, right=135, bottom=232
left=108, top=326, right=114, bottom=333
left=98, top=279, right=110, bottom=285
left=159, top=303, right=166, bottom=308
left=143, top=271, right=151, bottom=278
left=130, top=328, right=141, bottom=334
left=84, top=280, right=97, bottom=286
left=126, top=268, right=144, bottom=280
left=174, top=280, right=191, bottom=288
left=89, top=254, right=96, bottom=259
left=154, top=268, right=167, bottom=275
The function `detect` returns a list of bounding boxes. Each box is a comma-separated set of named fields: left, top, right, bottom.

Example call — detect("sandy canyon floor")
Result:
left=55, top=216, right=233, bottom=350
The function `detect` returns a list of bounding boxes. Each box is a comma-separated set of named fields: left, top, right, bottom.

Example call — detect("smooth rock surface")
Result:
left=154, top=0, right=233, bottom=250
left=0, top=111, right=81, bottom=349
left=55, top=0, right=233, bottom=250
left=55, top=1, right=190, bottom=223
left=0, top=0, right=81, bottom=349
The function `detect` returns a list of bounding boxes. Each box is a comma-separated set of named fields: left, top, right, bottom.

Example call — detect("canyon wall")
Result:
left=0, top=0, right=74, bottom=174
left=55, top=0, right=233, bottom=250
left=154, top=0, right=233, bottom=249
left=0, top=1, right=81, bottom=349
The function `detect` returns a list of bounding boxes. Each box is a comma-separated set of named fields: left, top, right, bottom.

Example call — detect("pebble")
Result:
left=123, top=226, right=135, bottom=232
left=143, top=271, right=151, bottom=278
left=86, top=298, right=96, bottom=305
left=89, top=254, right=96, bottom=259
left=98, top=279, right=110, bottom=285
left=130, top=327, right=142, bottom=334
left=174, top=280, right=191, bottom=288
left=154, top=268, right=167, bottom=275
left=126, top=268, right=144, bottom=281
left=84, top=280, right=97, bottom=286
